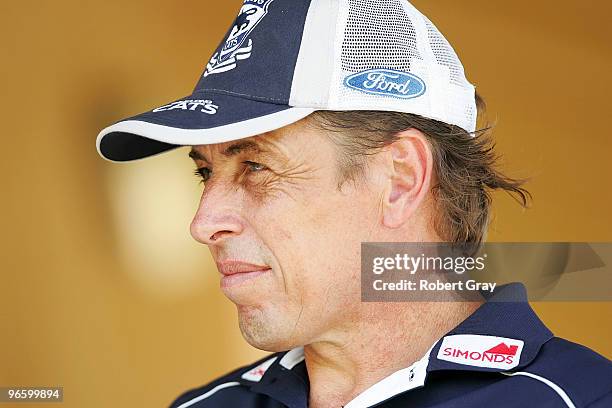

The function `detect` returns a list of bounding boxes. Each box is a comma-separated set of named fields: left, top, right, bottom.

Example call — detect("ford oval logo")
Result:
left=344, top=69, right=426, bottom=99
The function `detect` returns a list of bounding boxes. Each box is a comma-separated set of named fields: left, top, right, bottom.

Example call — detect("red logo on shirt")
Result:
left=437, top=335, right=524, bottom=369
left=441, top=341, right=520, bottom=365
left=486, top=342, right=519, bottom=356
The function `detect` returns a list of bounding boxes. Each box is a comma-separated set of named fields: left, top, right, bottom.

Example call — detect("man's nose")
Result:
left=190, top=183, right=245, bottom=245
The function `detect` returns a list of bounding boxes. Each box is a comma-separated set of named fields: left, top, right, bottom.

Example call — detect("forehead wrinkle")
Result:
left=189, top=132, right=292, bottom=165
left=250, top=131, right=298, bottom=167
left=229, top=131, right=301, bottom=165
left=188, top=140, right=263, bottom=164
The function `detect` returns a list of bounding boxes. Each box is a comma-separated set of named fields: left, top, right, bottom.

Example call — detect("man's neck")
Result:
left=304, top=300, right=482, bottom=408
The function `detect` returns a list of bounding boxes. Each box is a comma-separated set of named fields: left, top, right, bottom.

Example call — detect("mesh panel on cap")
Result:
left=341, top=0, right=420, bottom=72
left=422, top=15, right=472, bottom=90
left=328, top=0, right=477, bottom=133
left=422, top=13, right=477, bottom=129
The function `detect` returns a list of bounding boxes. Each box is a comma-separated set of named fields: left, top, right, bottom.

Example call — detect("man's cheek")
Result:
left=271, top=222, right=293, bottom=242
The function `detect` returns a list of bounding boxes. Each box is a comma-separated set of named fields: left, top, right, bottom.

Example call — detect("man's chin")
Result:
left=236, top=306, right=301, bottom=352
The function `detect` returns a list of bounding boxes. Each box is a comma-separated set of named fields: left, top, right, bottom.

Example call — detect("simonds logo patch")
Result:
left=344, top=69, right=426, bottom=99
left=436, top=334, right=524, bottom=370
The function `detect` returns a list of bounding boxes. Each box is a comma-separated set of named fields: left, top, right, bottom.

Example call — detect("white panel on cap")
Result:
left=325, top=0, right=477, bottom=133
left=289, top=0, right=340, bottom=107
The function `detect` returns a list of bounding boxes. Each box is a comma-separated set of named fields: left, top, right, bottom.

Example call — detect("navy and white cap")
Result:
left=96, top=0, right=477, bottom=162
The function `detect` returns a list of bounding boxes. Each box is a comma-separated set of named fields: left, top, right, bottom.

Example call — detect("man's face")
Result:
left=189, top=118, right=384, bottom=351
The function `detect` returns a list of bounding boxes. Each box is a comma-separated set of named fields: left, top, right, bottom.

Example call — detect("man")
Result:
left=96, top=1, right=612, bottom=407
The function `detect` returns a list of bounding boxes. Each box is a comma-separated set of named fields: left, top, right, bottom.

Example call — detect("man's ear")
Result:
left=382, top=128, right=434, bottom=228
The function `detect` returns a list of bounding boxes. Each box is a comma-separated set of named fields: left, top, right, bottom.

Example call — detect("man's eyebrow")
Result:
left=188, top=149, right=209, bottom=162
left=223, top=141, right=261, bottom=156
left=189, top=141, right=268, bottom=162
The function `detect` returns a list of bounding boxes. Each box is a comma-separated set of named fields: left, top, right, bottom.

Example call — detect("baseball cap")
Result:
left=96, top=0, right=476, bottom=162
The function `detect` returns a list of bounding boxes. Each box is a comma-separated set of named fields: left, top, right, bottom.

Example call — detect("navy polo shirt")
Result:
left=169, top=283, right=612, bottom=408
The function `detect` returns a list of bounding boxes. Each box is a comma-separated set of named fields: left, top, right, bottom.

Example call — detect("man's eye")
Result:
left=193, top=167, right=211, bottom=184
left=243, top=161, right=267, bottom=172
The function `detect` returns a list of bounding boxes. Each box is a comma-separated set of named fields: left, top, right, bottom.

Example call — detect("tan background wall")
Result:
left=1, top=1, right=610, bottom=407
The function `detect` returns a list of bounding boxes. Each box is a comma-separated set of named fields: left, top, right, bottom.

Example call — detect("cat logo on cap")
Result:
left=204, top=0, right=275, bottom=77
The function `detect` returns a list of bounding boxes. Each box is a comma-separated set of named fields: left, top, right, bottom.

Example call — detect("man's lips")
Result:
left=216, top=260, right=271, bottom=276
left=216, top=261, right=271, bottom=289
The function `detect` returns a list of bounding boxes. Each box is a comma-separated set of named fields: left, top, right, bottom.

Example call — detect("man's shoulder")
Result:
left=517, top=336, right=612, bottom=407
left=168, top=352, right=283, bottom=408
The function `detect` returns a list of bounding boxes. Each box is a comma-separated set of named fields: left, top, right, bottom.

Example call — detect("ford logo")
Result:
left=344, top=69, right=426, bottom=99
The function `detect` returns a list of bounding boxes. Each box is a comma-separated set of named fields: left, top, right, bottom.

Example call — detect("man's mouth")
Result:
left=216, top=260, right=272, bottom=288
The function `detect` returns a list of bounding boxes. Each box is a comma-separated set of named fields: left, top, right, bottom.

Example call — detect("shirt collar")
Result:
left=245, top=348, right=309, bottom=408
left=427, top=282, right=554, bottom=373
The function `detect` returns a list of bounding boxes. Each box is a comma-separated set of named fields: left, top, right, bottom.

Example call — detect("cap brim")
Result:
left=96, top=92, right=315, bottom=162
